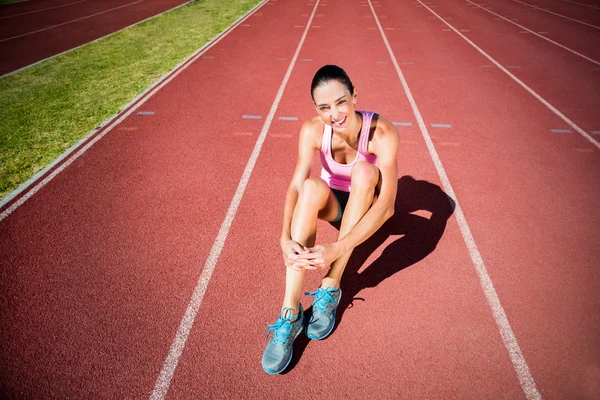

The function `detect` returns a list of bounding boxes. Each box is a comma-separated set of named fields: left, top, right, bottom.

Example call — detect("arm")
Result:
left=335, top=117, right=399, bottom=254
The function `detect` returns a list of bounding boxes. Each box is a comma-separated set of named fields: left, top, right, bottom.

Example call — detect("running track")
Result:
left=0, top=0, right=190, bottom=76
left=1, top=0, right=599, bottom=398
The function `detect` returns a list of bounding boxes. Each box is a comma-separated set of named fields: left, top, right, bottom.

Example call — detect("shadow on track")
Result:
left=283, top=175, right=455, bottom=373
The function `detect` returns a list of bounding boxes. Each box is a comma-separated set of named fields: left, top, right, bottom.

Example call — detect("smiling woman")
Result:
left=262, top=65, right=400, bottom=374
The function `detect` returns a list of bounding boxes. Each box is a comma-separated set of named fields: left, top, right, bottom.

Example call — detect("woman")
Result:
left=262, top=65, right=399, bottom=374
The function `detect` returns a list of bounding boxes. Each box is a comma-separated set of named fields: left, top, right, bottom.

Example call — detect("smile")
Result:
left=333, top=116, right=347, bottom=126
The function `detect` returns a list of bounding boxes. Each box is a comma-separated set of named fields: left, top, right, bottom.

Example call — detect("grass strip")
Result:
left=0, top=0, right=261, bottom=200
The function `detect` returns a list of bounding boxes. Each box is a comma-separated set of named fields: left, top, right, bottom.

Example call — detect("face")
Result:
left=312, top=80, right=358, bottom=131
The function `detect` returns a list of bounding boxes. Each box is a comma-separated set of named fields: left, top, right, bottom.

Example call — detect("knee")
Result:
left=299, top=177, right=329, bottom=205
left=351, top=162, right=379, bottom=192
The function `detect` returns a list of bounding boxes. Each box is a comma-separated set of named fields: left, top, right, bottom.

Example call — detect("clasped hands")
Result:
left=281, top=239, right=343, bottom=271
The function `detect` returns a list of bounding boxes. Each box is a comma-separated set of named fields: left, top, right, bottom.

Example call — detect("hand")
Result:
left=281, top=239, right=316, bottom=271
left=294, top=243, right=343, bottom=270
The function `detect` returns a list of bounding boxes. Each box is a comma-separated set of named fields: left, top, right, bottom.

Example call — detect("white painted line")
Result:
left=467, top=1, right=600, bottom=66
left=0, top=0, right=268, bottom=217
left=506, top=66, right=521, bottom=69
left=563, top=0, right=600, bottom=10
left=300, top=58, right=313, bottom=61
left=0, top=0, right=146, bottom=43
left=511, top=0, right=600, bottom=30
left=591, top=130, right=600, bottom=135
left=137, top=111, right=155, bottom=115
left=393, top=121, right=413, bottom=126
left=420, top=1, right=600, bottom=150
left=275, top=57, right=288, bottom=60
left=149, top=2, right=321, bottom=398
left=431, top=123, right=452, bottom=128
left=0, top=0, right=195, bottom=78
left=376, top=61, right=389, bottom=64
left=551, top=129, right=572, bottom=133
left=368, top=1, right=542, bottom=398
left=0, top=0, right=90, bottom=19
left=279, top=116, right=298, bottom=120
left=243, top=115, right=261, bottom=119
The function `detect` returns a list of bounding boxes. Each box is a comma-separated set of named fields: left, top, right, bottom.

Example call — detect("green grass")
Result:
left=0, top=0, right=31, bottom=5
left=0, top=0, right=261, bottom=200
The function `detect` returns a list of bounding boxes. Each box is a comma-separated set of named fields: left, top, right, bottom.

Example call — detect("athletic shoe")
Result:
left=305, top=286, right=341, bottom=340
left=262, top=304, right=304, bottom=374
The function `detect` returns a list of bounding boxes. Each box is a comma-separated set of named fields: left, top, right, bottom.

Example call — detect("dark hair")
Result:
left=310, top=65, right=354, bottom=99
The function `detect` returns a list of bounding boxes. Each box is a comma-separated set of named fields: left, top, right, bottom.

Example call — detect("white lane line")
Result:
left=467, top=0, right=600, bottom=66
left=511, top=0, right=600, bottom=30
left=0, top=0, right=90, bottom=19
left=148, top=1, right=321, bottom=399
left=563, top=0, right=600, bottom=10
left=420, top=1, right=600, bottom=150
left=0, top=0, right=145, bottom=42
left=0, top=0, right=268, bottom=219
left=368, top=1, right=542, bottom=399
left=0, top=0, right=194, bottom=78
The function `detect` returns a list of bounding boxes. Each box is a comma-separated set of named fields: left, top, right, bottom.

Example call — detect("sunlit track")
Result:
left=369, top=0, right=542, bottom=398
left=415, top=0, right=600, bottom=149
left=563, top=0, right=600, bottom=9
left=0, top=0, right=145, bottom=42
left=466, top=0, right=600, bottom=65
left=0, top=0, right=90, bottom=20
left=512, top=0, right=600, bottom=29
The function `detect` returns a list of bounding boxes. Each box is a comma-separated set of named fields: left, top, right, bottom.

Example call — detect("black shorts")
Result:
left=331, top=188, right=350, bottom=223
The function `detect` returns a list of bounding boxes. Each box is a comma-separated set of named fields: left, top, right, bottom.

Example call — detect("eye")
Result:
left=319, top=107, right=329, bottom=112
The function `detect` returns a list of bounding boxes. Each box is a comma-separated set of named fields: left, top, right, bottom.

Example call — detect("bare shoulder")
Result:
left=299, top=116, right=325, bottom=150
left=371, top=114, right=399, bottom=156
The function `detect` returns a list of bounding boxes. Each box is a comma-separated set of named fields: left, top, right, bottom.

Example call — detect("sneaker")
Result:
left=262, top=304, right=304, bottom=374
left=305, top=286, right=341, bottom=340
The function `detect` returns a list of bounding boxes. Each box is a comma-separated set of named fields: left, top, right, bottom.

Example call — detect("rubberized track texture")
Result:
left=1, top=0, right=599, bottom=398
left=0, top=0, right=191, bottom=75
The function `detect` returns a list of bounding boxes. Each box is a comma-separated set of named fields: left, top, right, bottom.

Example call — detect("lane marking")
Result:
left=511, top=0, right=600, bottom=30
left=506, top=65, right=521, bottom=69
left=423, top=1, right=600, bottom=150
left=118, top=127, right=138, bottom=131
left=271, top=133, right=293, bottom=138
left=0, top=0, right=146, bottom=42
left=242, top=115, right=261, bottom=119
left=393, top=121, right=413, bottom=126
left=0, top=0, right=268, bottom=217
left=368, top=1, right=543, bottom=398
left=563, top=0, right=600, bottom=9
left=1, top=0, right=195, bottom=78
left=467, top=1, right=600, bottom=66
left=233, top=132, right=253, bottom=136
left=431, top=123, right=452, bottom=128
left=278, top=116, right=298, bottom=120
left=202, top=56, right=215, bottom=59
left=149, top=1, right=322, bottom=398
left=438, top=141, right=461, bottom=146
left=0, top=0, right=90, bottom=19
left=551, top=129, right=572, bottom=133
left=592, top=130, right=600, bottom=135
left=300, top=58, right=313, bottom=61
left=275, top=57, right=288, bottom=60
left=137, top=111, right=155, bottom=115
left=376, top=61, right=389, bottom=64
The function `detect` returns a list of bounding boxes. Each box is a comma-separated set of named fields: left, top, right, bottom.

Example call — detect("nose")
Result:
left=331, top=105, right=340, bottom=121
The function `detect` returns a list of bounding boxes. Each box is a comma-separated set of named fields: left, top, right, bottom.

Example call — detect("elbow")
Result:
left=385, top=206, right=395, bottom=221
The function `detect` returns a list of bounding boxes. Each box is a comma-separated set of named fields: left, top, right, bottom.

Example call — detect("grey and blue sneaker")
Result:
left=305, top=286, right=342, bottom=340
left=262, top=304, right=304, bottom=374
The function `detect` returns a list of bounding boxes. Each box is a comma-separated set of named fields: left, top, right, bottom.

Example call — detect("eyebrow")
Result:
left=316, top=95, right=347, bottom=108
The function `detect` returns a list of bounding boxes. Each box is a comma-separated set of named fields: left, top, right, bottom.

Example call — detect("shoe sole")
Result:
left=262, top=324, right=303, bottom=375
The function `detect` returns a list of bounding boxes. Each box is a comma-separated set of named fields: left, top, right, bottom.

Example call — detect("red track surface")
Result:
left=0, top=0, right=190, bottom=75
left=1, top=0, right=599, bottom=398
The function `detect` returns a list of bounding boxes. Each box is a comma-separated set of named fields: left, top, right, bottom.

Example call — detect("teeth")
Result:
left=335, top=116, right=346, bottom=125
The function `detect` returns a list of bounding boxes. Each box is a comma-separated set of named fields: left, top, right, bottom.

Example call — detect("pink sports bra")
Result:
left=320, top=111, right=378, bottom=192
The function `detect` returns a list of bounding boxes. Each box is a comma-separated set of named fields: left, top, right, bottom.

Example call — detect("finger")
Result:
left=294, top=262, right=316, bottom=270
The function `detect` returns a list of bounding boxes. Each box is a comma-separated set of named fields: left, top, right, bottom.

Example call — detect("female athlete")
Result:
left=262, top=65, right=399, bottom=374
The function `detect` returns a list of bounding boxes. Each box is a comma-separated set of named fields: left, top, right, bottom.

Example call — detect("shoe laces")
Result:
left=305, top=287, right=337, bottom=313
left=266, top=308, right=297, bottom=344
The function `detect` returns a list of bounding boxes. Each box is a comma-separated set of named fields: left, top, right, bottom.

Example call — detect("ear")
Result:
left=352, top=87, right=358, bottom=104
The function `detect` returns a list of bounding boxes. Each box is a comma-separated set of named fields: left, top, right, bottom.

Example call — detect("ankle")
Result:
left=320, top=277, right=340, bottom=290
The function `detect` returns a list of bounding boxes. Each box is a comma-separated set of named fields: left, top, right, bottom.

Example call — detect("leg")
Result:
left=282, top=177, right=339, bottom=312
left=322, top=162, right=380, bottom=289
